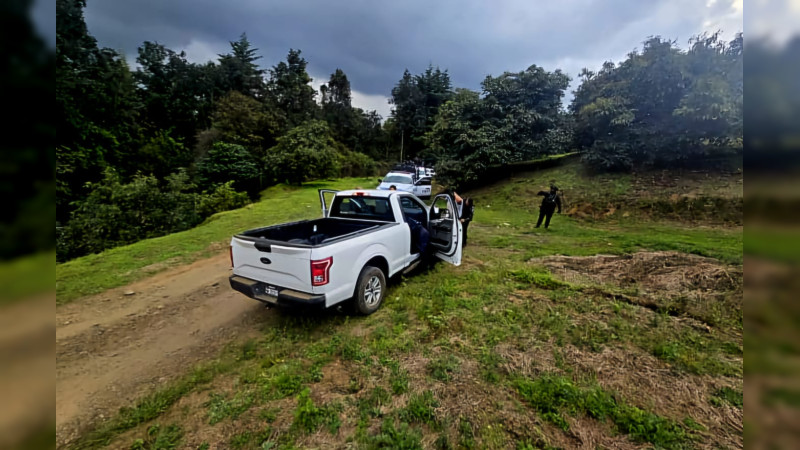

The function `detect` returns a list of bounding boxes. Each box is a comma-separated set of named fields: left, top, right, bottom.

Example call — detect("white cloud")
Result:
left=351, top=90, right=392, bottom=120
left=184, top=39, right=228, bottom=64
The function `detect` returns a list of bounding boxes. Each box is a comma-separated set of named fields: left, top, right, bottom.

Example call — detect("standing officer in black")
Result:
left=535, top=185, right=562, bottom=229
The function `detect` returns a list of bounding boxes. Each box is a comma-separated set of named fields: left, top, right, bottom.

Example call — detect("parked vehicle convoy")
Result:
left=229, top=189, right=462, bottom=314
left=376, top=171, right=432, bottom=198
left=376, top=162, right=434, bottom=198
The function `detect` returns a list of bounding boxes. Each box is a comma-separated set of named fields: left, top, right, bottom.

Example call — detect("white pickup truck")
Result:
left=229, top=189, right=462, bottom=315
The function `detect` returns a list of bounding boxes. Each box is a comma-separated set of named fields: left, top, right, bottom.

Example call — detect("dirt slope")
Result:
left=56, top=252, right=271, bottom=446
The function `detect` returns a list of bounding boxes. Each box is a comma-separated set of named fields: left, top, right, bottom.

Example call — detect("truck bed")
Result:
left=237, top=218, right=389, bottom=246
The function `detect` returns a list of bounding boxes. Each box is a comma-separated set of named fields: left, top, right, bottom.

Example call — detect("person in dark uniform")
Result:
left=535, top=185, right=562, bottom=229
left=460, top=197, right=474, bottom=247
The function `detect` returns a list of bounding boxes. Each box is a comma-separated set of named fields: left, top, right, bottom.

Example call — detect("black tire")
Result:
left=352, top=265, right=386, bottom=315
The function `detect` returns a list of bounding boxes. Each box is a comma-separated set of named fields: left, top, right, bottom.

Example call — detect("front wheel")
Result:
left=352, top=266, right=386, bottom=315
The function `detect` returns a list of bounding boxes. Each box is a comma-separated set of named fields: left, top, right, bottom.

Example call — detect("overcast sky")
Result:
left=49, top=0, right=748, bottom=118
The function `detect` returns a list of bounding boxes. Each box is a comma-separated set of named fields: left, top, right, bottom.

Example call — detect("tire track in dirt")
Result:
left=56, top=252, right=274, bottom=447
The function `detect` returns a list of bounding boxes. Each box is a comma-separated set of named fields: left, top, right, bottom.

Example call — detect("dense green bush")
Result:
left=56, top=169, right=201, bottom=261
left=56, top=169, right=250, bottom=262
left=198, top=181, right=250, bottom=218
left=266, top=121, right=341, bottom=184
left=196, top=142, right=262, bottom=196
left=338, top=146, right=377, bottom=178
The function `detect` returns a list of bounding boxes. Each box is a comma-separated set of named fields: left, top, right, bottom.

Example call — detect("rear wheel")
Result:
left=352, top=265, right=386, bottom=315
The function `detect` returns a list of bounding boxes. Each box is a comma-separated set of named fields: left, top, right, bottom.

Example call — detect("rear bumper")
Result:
left=229, top=275, right=326, bottom=307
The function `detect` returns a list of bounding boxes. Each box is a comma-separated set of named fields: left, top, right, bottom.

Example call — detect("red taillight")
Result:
left=229, top=246, right=234, bottom=268
left=311, top=257, right=333, bottom=286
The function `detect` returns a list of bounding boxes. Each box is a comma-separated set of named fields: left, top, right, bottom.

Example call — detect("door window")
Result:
left=399, top=195, right=427, bottom=225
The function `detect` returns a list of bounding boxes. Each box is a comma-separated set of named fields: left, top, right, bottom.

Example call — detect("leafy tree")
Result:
left=390, top=66, right=453, bottom=158
left=320, top=69, right=386, bottom=158
left=57, top=0, right=143, bottom=222
left=135, top=42, right=218, bottom=151
left=426, top=65, right=570, bottom=188
left=266, top=121, right=341, bottom=184
left=218, top=33, right=265, bottom=98
left=744, top=35, right=800, bottom=169
left=571, top=35, right=743, bottom=171
left=320, top=68, right=352, bottom=107
left=424, top=89, right=498, bottom=186
left=481, top=65, right=571, bottom=158
left=205, top=91, right=271, bottom=155
left=266, top=49, right=317, bottom=130
left=135, top=130, right=192, bottom=179
left=196, top=142, right=262, bottom=196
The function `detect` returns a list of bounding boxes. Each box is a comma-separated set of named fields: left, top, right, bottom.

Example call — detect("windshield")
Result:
left=383, top=174, right=413, bottom=184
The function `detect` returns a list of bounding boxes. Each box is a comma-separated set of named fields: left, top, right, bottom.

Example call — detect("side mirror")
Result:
left=377, top=178, right=382, bottom=183
left=432, top=206, right=440, bottom=216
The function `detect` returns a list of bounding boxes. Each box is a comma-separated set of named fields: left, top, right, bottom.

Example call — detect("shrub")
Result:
left=56, top=169, right=201, bottom=261
left=198, top=181, right=250, bottom=217
left=196, top=142, right=261, bottom=196
left=266, top=121, right=341, bottom=185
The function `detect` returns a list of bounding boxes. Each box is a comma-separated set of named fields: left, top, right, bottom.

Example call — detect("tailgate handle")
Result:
left=255, top=242, right=271, bottom=252
left=260, top=257, right=272, bottom=265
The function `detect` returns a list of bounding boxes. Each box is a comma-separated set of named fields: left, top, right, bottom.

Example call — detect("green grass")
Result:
left=427, top=354, right=461, bottom=382
left=65, top=159, right=743, bottom=448
left=399, top=390, right=439, bottom=427
left=206, top=391, right=256, bottom=424
left=128, top=424, right=183, bottom=450
left=292, top=388, right=342, bottom=434
left=711, top=387, right=743, bottom=408
left=513, top=374, right=689, bottom=447
left=0, top=251, right=54, bottom=304
left=56, top=177, right=377, bottom=304
left=365, top=419, right=423, bottom=449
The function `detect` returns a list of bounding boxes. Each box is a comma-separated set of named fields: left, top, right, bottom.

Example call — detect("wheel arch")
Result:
left=363, top=255, right=389, bottom=278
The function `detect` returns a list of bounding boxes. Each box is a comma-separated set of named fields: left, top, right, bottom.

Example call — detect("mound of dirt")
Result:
left=530, top=251, right=742, bottom=326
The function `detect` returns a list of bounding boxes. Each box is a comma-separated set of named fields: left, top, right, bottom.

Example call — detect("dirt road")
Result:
left=56, top=252, right=272, bottom=446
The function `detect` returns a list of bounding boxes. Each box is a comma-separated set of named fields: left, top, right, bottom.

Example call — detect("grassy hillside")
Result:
left=57, top=161, right=742, bottom=304
left=67, top=161, right=743, bottom=449
left=56, top=178, right=377, bottom=304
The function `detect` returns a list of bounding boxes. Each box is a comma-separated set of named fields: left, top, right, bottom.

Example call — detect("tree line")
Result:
left=55, top=0, right=742, bottom=262
left=56, top=0, right=391, bottom=261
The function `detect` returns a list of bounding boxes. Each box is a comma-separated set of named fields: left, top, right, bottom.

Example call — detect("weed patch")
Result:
left=513, top=374, right=688, bottom=447
left=400, top=390, right=439, bottom=427
left=292, top=388, right=342, bottom=434
left=206, top=391, right=255, bottom=424
left=427, top=354, right=461, bottom=382
left=129, top=424, right=182, bottom=450
left=510, top=268, right=571, bottom=290
left=365, top=419, right=423, bottom=449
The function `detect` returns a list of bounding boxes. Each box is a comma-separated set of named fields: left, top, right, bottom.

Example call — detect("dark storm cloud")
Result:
left=83, top=0, right=742, bottom=107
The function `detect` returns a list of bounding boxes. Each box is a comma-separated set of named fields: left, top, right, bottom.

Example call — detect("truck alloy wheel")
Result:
left=354, top=266, right=386, bottom=315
